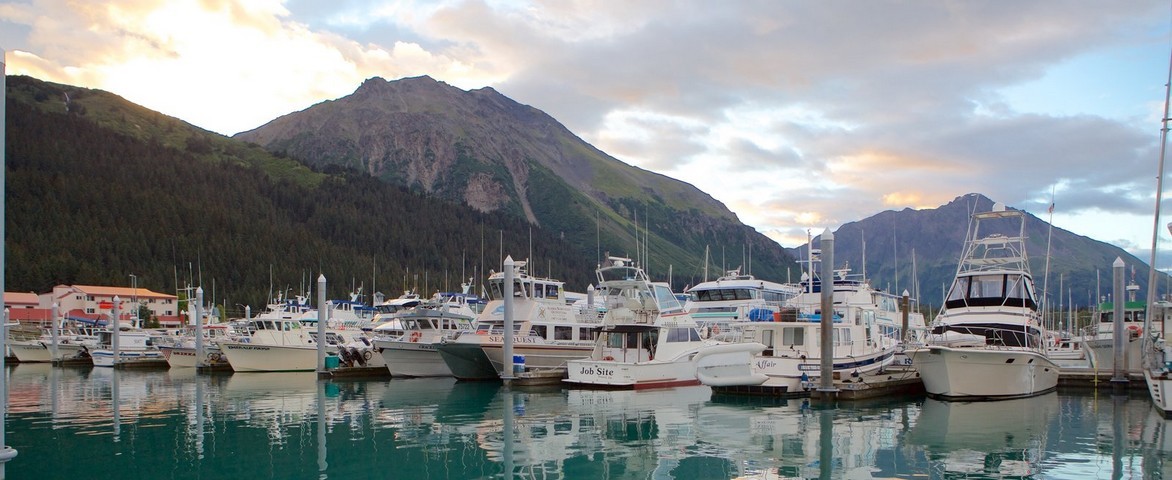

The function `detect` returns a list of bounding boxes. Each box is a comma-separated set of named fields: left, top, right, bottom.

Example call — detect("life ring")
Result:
left=409, top=331, right=422, bottom=343
left=476, top=330, right=488, bottom=335
left=603, top=355, right=615, bottom=361
left=1128, top=325, right=1142, bottom=338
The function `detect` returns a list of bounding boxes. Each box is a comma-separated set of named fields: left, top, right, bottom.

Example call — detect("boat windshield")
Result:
left=945, top=273, right=1036, bottom=310
left=691, top=288, right=755, bottom=302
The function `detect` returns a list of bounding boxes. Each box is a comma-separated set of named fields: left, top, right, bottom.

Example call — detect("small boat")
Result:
left=90, top=324, right=165, bottom=367
left=564, top=256, right=711, bottom=389
left=907, top=205, right=1059, bottom=400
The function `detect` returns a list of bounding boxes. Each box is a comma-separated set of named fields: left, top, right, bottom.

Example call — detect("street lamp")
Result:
left=129, top=274, right=138, bottom=328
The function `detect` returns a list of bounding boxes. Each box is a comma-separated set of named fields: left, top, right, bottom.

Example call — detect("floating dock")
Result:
left=1057, top=367, right=1146, bottom=390
left=318, top=365, right=392, bottom=379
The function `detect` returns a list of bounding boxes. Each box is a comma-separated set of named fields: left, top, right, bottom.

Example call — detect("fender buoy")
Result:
left=409, top=331, right=422, bottom=343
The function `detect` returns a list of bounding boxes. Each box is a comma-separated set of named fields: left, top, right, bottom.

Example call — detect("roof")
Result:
left=4, top=292, right=39, bottom=305
left=64, top=285, right=177, bottom=300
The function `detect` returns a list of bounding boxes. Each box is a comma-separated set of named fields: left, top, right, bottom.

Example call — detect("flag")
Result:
left=1047, top=202, right=1055, bottom=214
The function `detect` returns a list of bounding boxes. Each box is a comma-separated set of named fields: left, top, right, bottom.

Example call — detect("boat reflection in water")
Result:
left=7, top=366, right=1172, bottom=479
left=907, top=394, right=1059, bottom=477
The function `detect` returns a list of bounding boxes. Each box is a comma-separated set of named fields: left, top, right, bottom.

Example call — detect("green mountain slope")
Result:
left=4, top=75, right=600, bottom=310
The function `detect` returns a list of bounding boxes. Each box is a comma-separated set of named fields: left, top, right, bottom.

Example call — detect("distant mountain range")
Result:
left=5, top=74, right=1162, bottom=312
left=789, top=194, right=1165, bottom=309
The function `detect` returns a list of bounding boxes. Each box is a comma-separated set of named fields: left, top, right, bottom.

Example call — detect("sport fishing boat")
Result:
left=563, top=256, right=711, bottom=389
left=436, top=260, right=601, bottom=380
left=219, top=297, right=364, bottom=372
left=907, top=205, right=1059, bottom=400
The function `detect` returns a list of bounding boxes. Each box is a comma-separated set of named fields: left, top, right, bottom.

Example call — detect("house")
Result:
left=39, top=285, right=182, bottom=327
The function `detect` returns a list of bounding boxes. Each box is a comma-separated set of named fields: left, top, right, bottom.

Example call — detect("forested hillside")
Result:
left=5, top=76, right=597, bottom=313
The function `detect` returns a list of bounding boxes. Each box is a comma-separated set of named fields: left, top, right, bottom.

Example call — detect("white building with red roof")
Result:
left=40, top=284, right=181, bottom=326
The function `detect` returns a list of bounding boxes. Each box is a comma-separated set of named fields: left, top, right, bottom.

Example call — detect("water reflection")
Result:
left=6, top=365, right=1172, bottom=479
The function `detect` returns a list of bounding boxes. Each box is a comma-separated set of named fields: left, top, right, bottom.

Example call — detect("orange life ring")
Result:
left=603, top=355, right=615, bottom=361
left=409, top=331, right=422, bottom=343
left=1128, top=325, right=1142, bottom=338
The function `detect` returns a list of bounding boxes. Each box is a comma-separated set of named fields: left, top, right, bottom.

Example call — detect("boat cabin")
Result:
left=944, top=272, right=1037, bottom=310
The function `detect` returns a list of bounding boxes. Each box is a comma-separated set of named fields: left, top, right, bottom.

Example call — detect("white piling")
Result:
left=195, top=287, right=205, bottom=368
left=112, top=296, right=121, bottom=365
left=1111, top=257, right=1127, bottom=387
left=317, top=274, right=327, bottom=372
left=245, top=305, right=251, bottom=320
left=0, top=47, right=14, bottom=469
left=50, top=303, right=59, bottom=362
left=503, top=256, right=516, bottom=382
left=818, top=228, right=838, bottom=396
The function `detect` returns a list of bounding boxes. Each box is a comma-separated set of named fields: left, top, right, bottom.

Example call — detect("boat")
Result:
left=693, top=266, right=920, bottom=394
left=563, top=256, right=711, bottom=389
left=219, top=296, right=361, bottom=372
left=157, top=323, right=238, bottom=368
left=436, top=260, right=601, bottom=380
left=1144, top=50, right=1172, bottom=416
left=90, top=324, right=166, bottom=367
left=1082, top=284, right=1152, bottom=372
left=683, top=268, right=801, bottom=333
left=906, top=205, right=1060, bottom=400
left=374, top=301, right=476, bottom=377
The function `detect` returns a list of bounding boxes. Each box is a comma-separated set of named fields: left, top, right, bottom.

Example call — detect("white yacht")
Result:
left=219, top=297, right=358, bottom=372
left=564, top=256, right=711, bottom=389
left=1082, top=286, right=1152, bottom=372
left=907, top=206, right=1059, bottom=400
left=683, top=268, right=801, bottom=330
left=436, top=260, right=601, bottom=380
left=693, top=268, right=921, bottom=394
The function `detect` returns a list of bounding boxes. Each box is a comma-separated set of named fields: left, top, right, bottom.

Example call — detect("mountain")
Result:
left=234, top=76, right=799, bottom=286
left=3, top=75, right=601, bottom=309
left=790, top=194, right=1166, bottom=311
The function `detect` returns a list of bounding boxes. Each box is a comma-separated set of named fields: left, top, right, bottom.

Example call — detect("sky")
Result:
left=3, top=1, right=1172, bottom=269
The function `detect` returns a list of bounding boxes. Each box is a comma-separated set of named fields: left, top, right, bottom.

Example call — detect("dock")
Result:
left=1057, top=367, right=1146, bottom=391
left=318, top=365, right=392, bottom=379
left=507, top=367, right=567, bottom=387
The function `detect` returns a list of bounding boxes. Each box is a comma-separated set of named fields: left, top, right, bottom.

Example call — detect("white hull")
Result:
left=378, top=340, right=452, bottom=377
left=564, top=357, right=700, bottom=389
left=220, top=342, right=319, bottom=372
left=1084, top=336, right=1143, bottom=372
left=694, top=342, right=768, bottom=387
left=10, top=342, right=52, bottom=363
left=1145, top=367, right=1172, bottom=416
left=160, top=345, right=228, bottom=368
left=481, top=342, right=594, bottom=374
left=91, top=349, right=164, bottom=367
left=909, top=346, right=1059, bottom=400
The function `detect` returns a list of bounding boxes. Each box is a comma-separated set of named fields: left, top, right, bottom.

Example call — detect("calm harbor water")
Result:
left=3, top=364, right=1171, bottom=479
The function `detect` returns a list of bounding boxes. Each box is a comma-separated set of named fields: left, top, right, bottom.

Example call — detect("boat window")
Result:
left=514, top=281, right=525, bottom=297
left=654, top=285, right=683, bottom=311
left=666, top=327, right=696, bottom=342
left=489, top=281, right=503, bottom=300
left=972, top=275, right=1005, bottom=299
left=264, top=321, right=276, bottom=331
left=782, top=327, right=804, bottom=346
left=546, top=284, right=560, bottom=299
left=835, top=328, right=851, bottom=346
left=554, top=326, right=573, bottom=340
left=532, top=325, right=547, bottom=338
left=605, top=332, right=625, bottom=349
left=946, top=278, right=968, bottom=303
left=534, top=283, right=545, bottom=298
left=579, top=328, right=597, bottom=341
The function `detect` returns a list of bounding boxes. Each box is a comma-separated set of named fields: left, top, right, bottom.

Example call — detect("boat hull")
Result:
left=160, top=345, right=229, bottom=368
left=10, top=342, right=52, bottom=363
left=564, top=358, right=700, bottom=390
left=436, top=341, right=500, bottom=380
left=220, top=342, right=318, bottom=372
left=909, top=346, right=1059, bottom=400
left=1084, top=336, right=1143, bottom=373
left=481, top=343, right=594, bottom=375
left=91, top=349, right=165, bottom=367
left=377, top=340, right=452, bottom=377
left=1145, top=367, right=1172, bottom=417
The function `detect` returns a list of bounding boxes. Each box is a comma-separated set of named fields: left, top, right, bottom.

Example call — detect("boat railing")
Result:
left=927, top=324, right=1049, bottom=353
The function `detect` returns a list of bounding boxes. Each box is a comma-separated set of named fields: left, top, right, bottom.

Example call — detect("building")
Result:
left=39, top=285, right=182, bottom=327
left=3, top=292, right=50, bottom=323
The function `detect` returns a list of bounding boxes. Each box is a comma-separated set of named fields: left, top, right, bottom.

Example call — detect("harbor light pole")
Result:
left=1, top=48, right=20, bottom=469
left=129, top=274, right=138, bottom=328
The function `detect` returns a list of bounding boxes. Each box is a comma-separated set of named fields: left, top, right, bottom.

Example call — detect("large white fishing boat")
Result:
left=1144, top=301, right=1172, bottom=417
left=219, top=297, right=363, bottom=372
left=1082, top=288, right=1152, bottom=372
left=563, top=256, right=711, bottom=389
left=436, top=260, right=602, bottom=380
left=907, top=205, right=1059, bottom=400
left=375, top=300, right=476, bottom=377
left=158, top=323, right=238, bottom=368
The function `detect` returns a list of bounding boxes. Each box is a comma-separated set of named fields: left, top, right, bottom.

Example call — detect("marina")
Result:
left=4, top=363, right=1171, bottom=479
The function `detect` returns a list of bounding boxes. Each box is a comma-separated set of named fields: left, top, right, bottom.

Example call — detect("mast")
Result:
left=1041, top=187, right=1056, bottom=330
left=1146, top=46, right=1172, bottom=342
